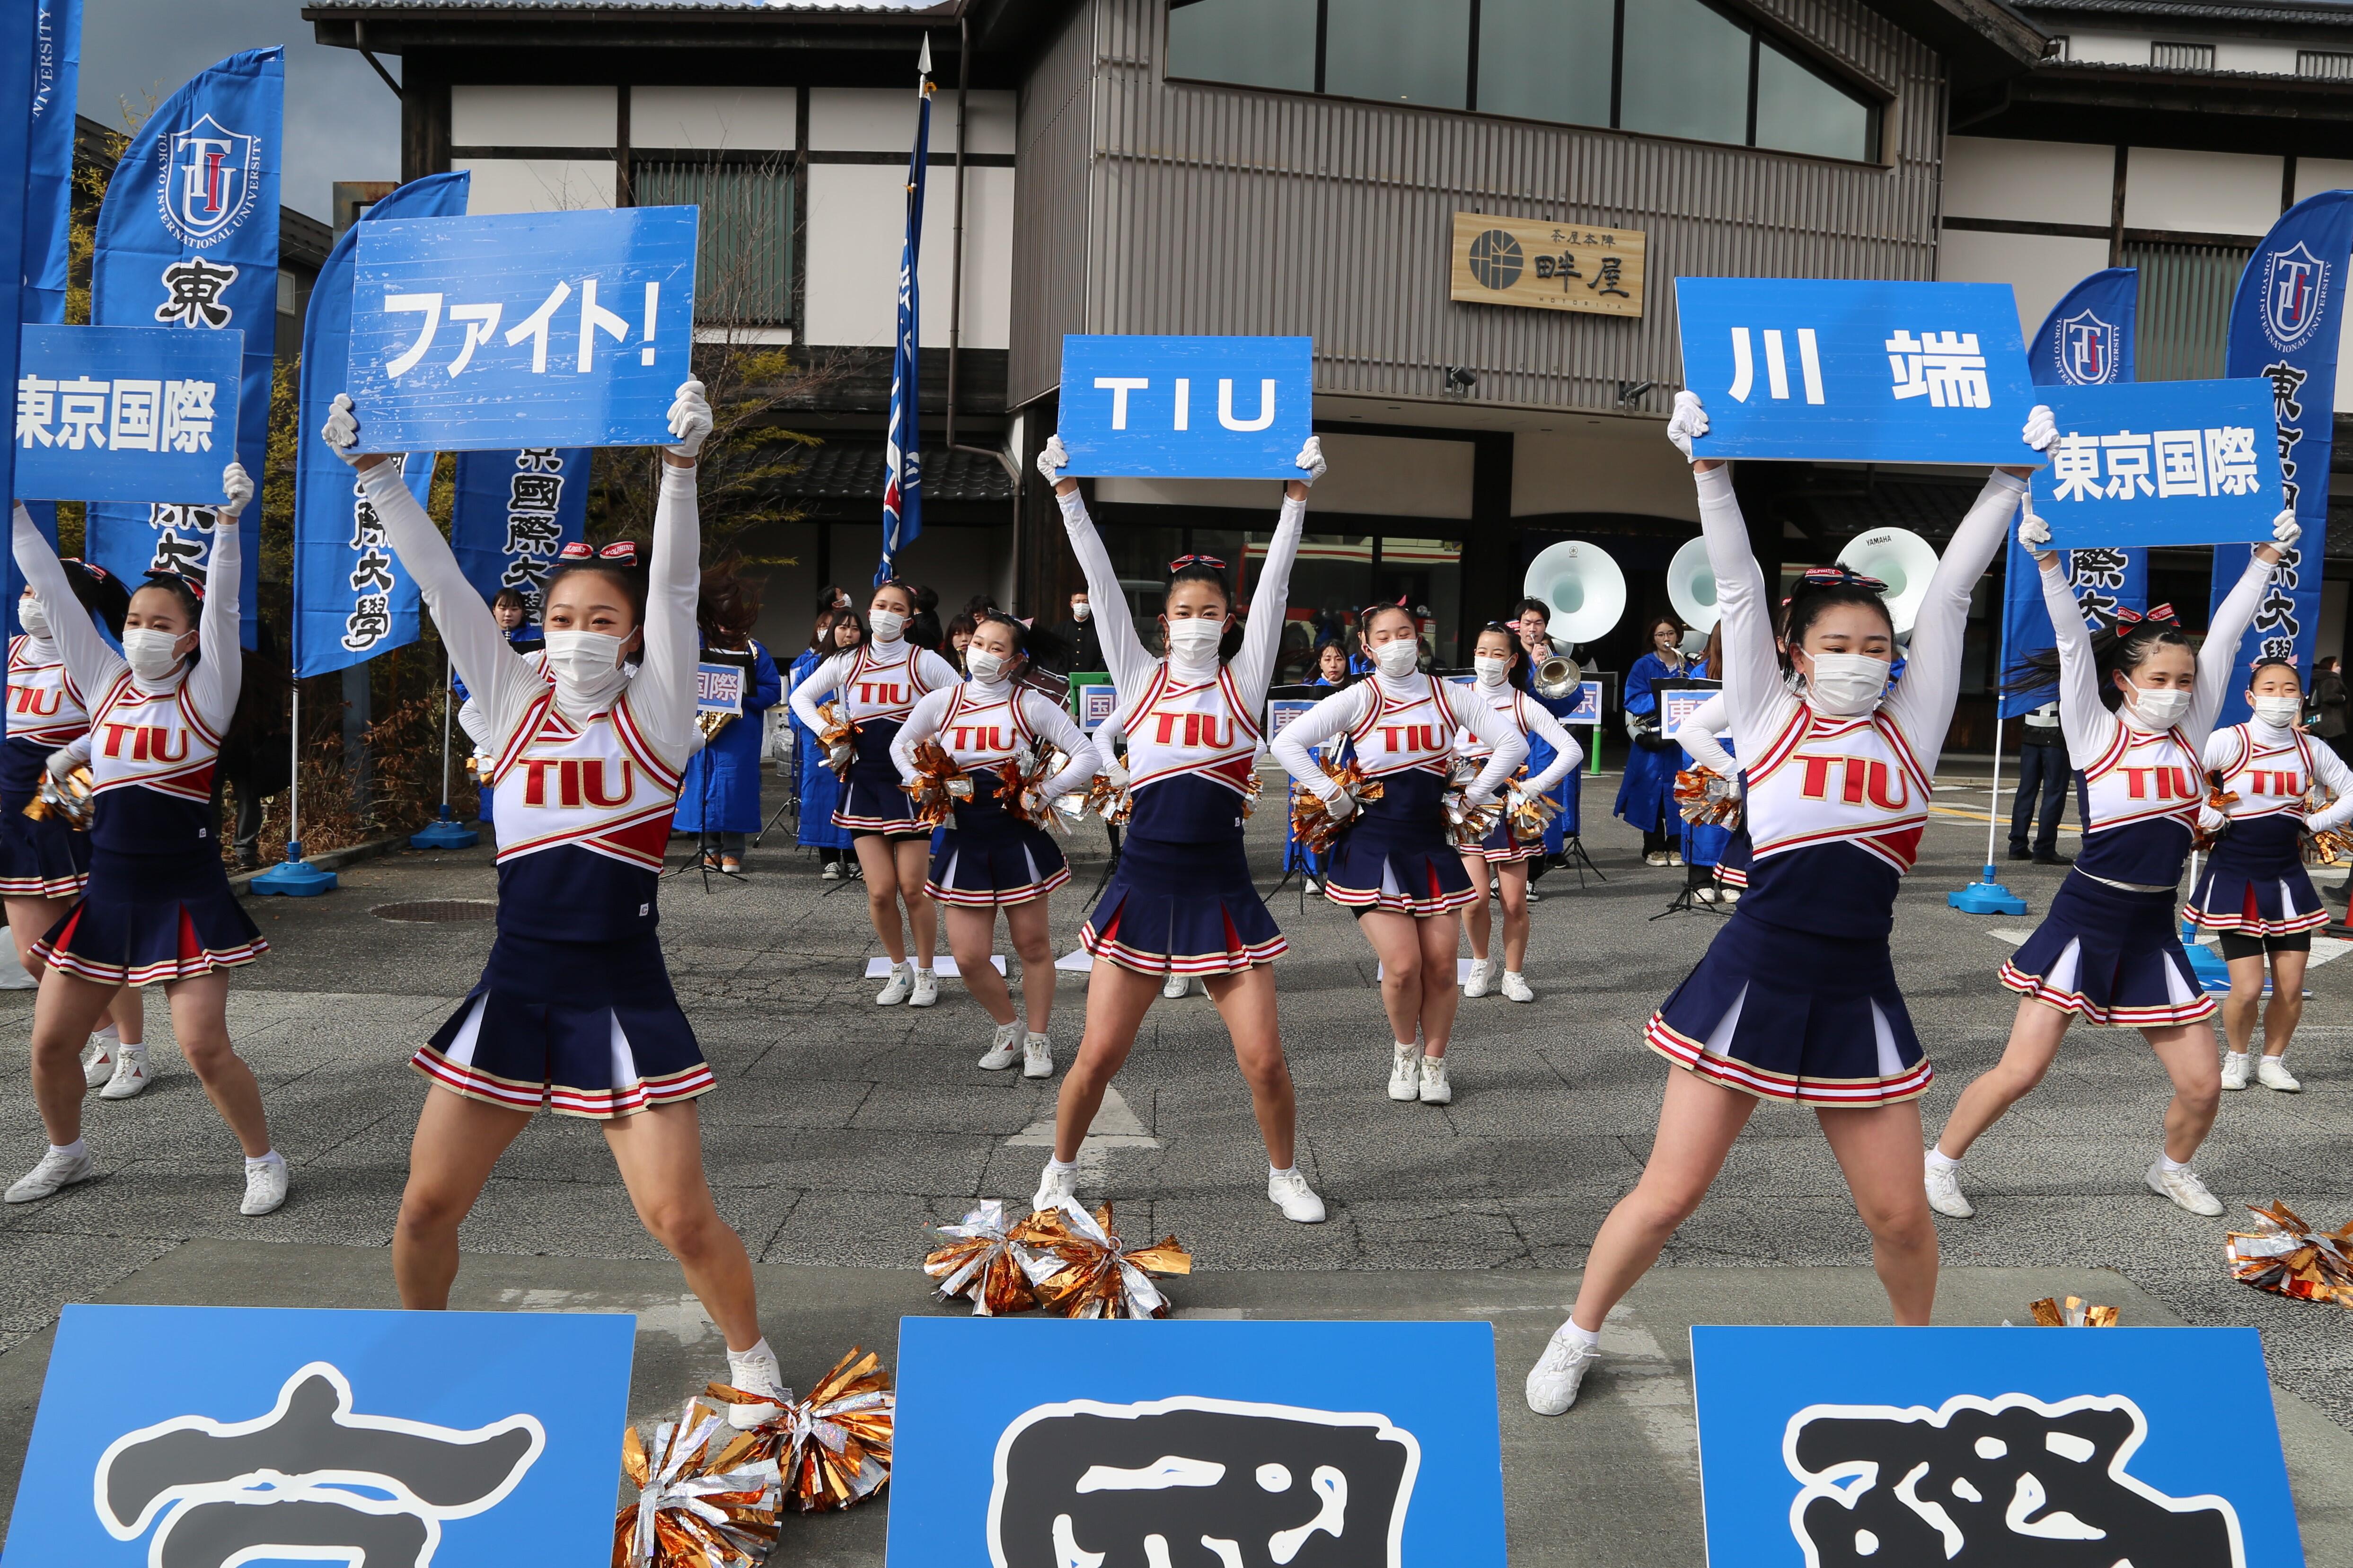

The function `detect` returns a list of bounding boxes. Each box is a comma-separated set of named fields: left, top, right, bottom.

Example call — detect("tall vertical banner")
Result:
left=86, top=46, right=282, bottom=647
left=2000, top=267, right=2147, bottom=715
left=877, top=49, right=932, bottom=584
left=11, top=0, right=74, bottom=613
left=2216, top=191, right=2353, bottom=725
left=449, top=447, right=590, bottom=620
left=291, top=172, right=467, bottom=679
left=2, top=0, right=36, bottom=569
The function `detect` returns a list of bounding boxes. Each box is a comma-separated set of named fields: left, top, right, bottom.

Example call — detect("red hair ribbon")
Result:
left=2115, top=604, right=2180, bottom=630
left=597, top=541, right=639, bottom=568
left=1795, top=565, right=1886, bottom=593
left=557, top=542, right=595, bottom=560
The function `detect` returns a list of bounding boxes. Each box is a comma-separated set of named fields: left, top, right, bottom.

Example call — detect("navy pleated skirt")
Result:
left=0, top=785, right=89, bottom=899
left=32, top=847, right=265, bottom=986
left=1322, top=782, right=1478, bottom=918
left=1081, top=833, right=1286, bottom=976
left=834, top=718, right=925, bottom=837
left=928, top=800, right=1069, bottom=907
left=1473, top=813, right=1541, bottom=865
left=2185, top=842, right=2330, bottom=938
left=414, top=929, right=713, bottom=1119
left=2001, top=871, right=2215, bottom=1028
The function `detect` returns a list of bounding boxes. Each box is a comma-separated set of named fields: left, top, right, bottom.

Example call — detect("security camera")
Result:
left=1443, top=365, right=1477, bottom=399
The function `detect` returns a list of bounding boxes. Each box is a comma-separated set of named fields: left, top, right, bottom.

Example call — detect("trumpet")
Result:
left=1533, top=653, right=1582, bottom=700
left=695, top=709, right=736, bottom=742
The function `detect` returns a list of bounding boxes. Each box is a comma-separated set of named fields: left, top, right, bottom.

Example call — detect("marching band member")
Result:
left=325, top=384, right=789, bottom=1427
left=1926, top=515, right=2295, bottom=1220
left=2190, top=660, right=2353, bottom=1092
left=1278, top=641, right=1355, bottom=894
left=1455, top=623, right=1575, bottom=1001
left=1525, top=391, right=2044, bottom=1415
left=1618, top=616, right=1691, bottom=865
left=788, top=582, right=961, bottom=1005
left=1673, top=689, right=1748, bottom=901
left=1272, top=605, right=1525, bottom=1105
left=676, top=564, right=782, bottom=874
left=890, top=613, right=1096, bottom=1078
left=8, top=469, right=286, bottom=1214
left=1031, top=434, right=1329, bottom=1224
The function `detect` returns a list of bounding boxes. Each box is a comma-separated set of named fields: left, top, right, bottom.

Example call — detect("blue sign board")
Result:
left=14, top=326, right=242, bottom=504
left=890, top=1317, right=1504, bottom=1568
left=1676, top=279, right=2037, bottom=465
left=1076, top=680, right=1120, bottom=732
left=346, top=206, right=699, bottom=453
left=1058, top=335, right=1312, bottom=479
left=1268, top=696, right=1317, bottom=741
left=1, top=1304, right=635, bottom=1568
left=1692, top=1324, right=2293, bottom=1567
left=698, top=661, right=745, bottom=718
left=1562, top=679, right=1603, bottom=725
left=2032, top=377, right=2282, bottom=549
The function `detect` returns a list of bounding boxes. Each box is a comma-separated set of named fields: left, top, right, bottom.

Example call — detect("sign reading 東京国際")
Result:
left=1675, top=278, right=2039, bottom=465
left=14, top=324, right=241, bottom=503
left=1450, top=213, right=1646, bottom=319
left=1056, top=336, right=1312, bottom=480
left=2032, top=377, right=2282, bottom=549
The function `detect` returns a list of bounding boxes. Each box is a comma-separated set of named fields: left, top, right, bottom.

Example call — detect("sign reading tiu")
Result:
left=14, top=324, right=241, bottom=503
left=2031, top=378, right=2282, bottom=549
left=1057, top=336, right=1312, bottom=480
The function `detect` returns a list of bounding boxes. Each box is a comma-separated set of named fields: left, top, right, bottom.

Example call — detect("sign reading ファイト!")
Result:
left=1675, top=278, right=2040, bottom=465
left=2032, top=377, right=2283, bottom=549
left=1057, top=336, right=1312, bottom=480
left=1449, top=213, right=1646, bottom=319
left=14, top=325, right=244, bottom=504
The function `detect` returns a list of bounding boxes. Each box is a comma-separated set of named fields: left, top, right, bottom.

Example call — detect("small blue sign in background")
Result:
left=13, top=324, right=243, bottom=504
left=1058, top=335, right=1312, bottom=479
left=1676, top=279, right=2037, bottom=465
left=2033, top=377, right=2282, bottom=549
left=1, top=1304, right=635, bottom=1568
left=1693, top=1325, right=2295, bottom=1567
left=347, top=206, right=698, bottom=453
left=889, top=1317, right=1505, bottom=1568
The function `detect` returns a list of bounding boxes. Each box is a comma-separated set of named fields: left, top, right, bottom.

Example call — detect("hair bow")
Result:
left=1795, top=565, right=1886, bottom=593
left=597, top=541, right=639, bottom=568
left=1168, top=553, right=1225, bottom=573
left=63, top=558, right=109, bottom=583
left=2113, top=604, right=2180, bottom=630
left=557, top=542, right=595, bottom=561
left=144, top=571, right=203, bottom=600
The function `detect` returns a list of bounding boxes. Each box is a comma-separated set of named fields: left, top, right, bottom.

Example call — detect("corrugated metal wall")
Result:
left=1009, top=0, right=1949, bottom=414
left=2124, top=238, right=2255, bottom=382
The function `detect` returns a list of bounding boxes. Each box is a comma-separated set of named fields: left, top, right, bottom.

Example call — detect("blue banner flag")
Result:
left=1057, top=335, right=1316, bottom=480
left=291, top=172, right=469, bottom=680
left=2032, top=378, right=2280, bottom=549
left=85, top=46, right=282, bottom=647
left=22, top=0, right=74, bottom=326
left=1674, top=278, right=2037, bottom=464
left=14, top=325, right=242, bottom=503
left=2, top=0, right=34, bottom=530
left=2213, top=191, right=2353, bottom=724
left=878, top=51, right=933, bottom=584
left=449, top=446, right=588, bottom=620
left=2000, top=266, right=2144, bottom=718
left=345, top=206, right=697, bottom=453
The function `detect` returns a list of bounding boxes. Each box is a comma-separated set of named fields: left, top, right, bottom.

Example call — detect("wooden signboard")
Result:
left=1450, top=212, right=1646, bottom=319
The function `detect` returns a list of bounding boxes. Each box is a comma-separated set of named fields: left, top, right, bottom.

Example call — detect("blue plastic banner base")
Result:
left=251, top=849, right=337, bottom=898
left=1948, top=868, right=2027, bottom=916
left=411, top=809, right=478, bottom=850
left=2181, top=919, right=2232, bottom=986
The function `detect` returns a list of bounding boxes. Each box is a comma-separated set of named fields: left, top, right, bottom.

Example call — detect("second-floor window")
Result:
left=2149, top=41, right=2216, bottom=70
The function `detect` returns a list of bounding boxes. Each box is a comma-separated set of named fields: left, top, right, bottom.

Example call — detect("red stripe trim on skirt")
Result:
left=1642, top=1012, right=1934, bottom=1105
left=410, top=1043, right=717, bottom=1120
left=925, top=863, right=1070, bottom=908
left=1078, top=917, right=1287, bottom=976
left=1997, top=961, right=2219, bottom=1027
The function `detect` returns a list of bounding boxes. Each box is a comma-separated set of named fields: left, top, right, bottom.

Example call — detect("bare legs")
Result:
left=1358, top=909, right=1463, bottom=1057
left=1493, top=862, right=1532, bottom=971
left=5, top=893, right=141, bottom=1041
left=853, top=834, right=935, bottom=968
left=27, top=967, right=264, bottom=1153
left=943, top=898, right=1057, bottom=1032
left=1458, top=852, right=1493, bottom=961
left=1935, top=998, right=2221, bottom=1166
left=1053, top=960, right=1295, bottom=1168
left=2223, top=947, right=2307, bottom=1059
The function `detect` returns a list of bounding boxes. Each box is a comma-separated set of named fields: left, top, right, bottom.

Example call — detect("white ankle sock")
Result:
left=728, top=1337, right=775, bottom=1368
left=1045, top=1156, right=1078, bottom=1175
left=245, top=1150, right=283, bottom=1173
left=91, top=1024, right=118, bottom=1042
left=50, top=1139, right=85, bottom=1161
left=1505, top=969, right=1525, bottom=981
left=1269, top=1163, right=1294, bottom=1179
left=1925, top=1147, right=1961, bottom=1172
left=2158, top=1153, right=2190, bottom=1172
left=1394, top=1040, right=1416, bottom=1054
left=1560, top=1321, right=1601, bottom=1350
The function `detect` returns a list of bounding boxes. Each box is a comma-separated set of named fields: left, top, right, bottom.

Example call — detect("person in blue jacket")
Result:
left=791, top=609, right=860, bottom=878
left=1280, top=639, right=1354, bottom=890
left=674, top=564, right=782, bottom=873
left=1616, top=614, right=1691, bottom=866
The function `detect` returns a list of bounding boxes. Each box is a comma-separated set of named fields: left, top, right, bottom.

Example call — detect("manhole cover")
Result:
left=371, top=899, right=500, bottom=923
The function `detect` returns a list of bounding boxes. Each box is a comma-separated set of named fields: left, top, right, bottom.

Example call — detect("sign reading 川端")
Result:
left=1057, top=336, right=1312, bottom=481
left=13, top=325, right=243, bottom=504
left=2032, top=377, right=2283, bottom=549
left=1450, top=213, right=1646, bottom=319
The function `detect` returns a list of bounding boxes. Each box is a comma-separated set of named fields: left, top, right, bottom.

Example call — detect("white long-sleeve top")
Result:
left=890, top=677, right=1099, bottom=800
left=2043, top=554, right=2269, bottom=773
left=1674, top=691, right=1736, bottom=778
left=1454, top=678, right=1577, bottom=794
left=1271, top=668, right=1526, bottom=803
left=786, top=636, right=961, bottom=738
left=2203, top=718, right=2353, bottom=833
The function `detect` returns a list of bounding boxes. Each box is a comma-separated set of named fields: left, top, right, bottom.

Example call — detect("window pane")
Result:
left=1620, top=0, right=1748, bottom=146
left=1251, top=532, right=1373, bottom=679
left=633, top=159, right=793, bottom=326
left=1754, top=40, right=1871, bottom=161
left=1377, top=538, right=1463, bottom=667
left=1324, top=0, right=1472, bottom=108
left=1166, top=0, right=1319, bottom=93
left=1476, top=0, right=1614, bottom=125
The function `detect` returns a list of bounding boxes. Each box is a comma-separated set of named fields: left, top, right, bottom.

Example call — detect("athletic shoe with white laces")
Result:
left=1301, top=877, right=1320, bottom=895
left=978, top=1021, right=1022, bottom=1071
left=1022, top=1032, right=1054, bottom=1079
left=1032, top=1163, right=1079, bottom=1214
left=241, top=1158, right=289, bottom=1216
left=2146, top=1160, right=2224, bottom=1216
left=1499, top=970, right=1535, bottom=1004
left=1644, top=851, right=1669, bottom=867
left=99, top=1048, right=150, bottom=1100
left=5, top=1145, right=93, bottom=1204
left=1694, top=885, right=1719, bottom=903
left=1387, top=1043, right=1420, bottom=1102
left=1162, top=970, right=1189, bottom=1000
left=1668, top=851, right=1684, bottom=866
left=81, top=1038, right=115, bottom=1088
left=2220, top=1052, right=2251, bottom=1091
left=1463, top=958, right=1494, bottom=999
left=1418, top=1054, right=1452, bottom=1105
left=1525, top=1324, right=1601, bottom=1416
left=909, top=967, right=939, bottom=1007
left=1267, top=1168, right=1327, bottom=1223
left=1923, top=1160, right=1974, bottom=1218
left=820, top=861, right=842, bottom=881
left=875, top=963, right=913, bottom=1005
left=1720, top=886, right=1741, bottom=903
left=2259, top=1055, right=2301, bottom=1092
left=723, top=1343, right=788, bottom=1430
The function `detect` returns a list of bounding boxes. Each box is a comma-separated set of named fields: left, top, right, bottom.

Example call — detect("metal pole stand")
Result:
left=251, top=838, right=337, bottom=897
left=1550, top=835, right=1604, bottom=889
left=1649, top=874, right=1729, bottom=921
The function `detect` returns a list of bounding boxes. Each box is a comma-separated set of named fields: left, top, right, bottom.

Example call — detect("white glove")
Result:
left=321, top=393, right=370, bottom=467
left=1103, top=753, right=1130, bottom=788
left=1322, top=787, right=1357, bottom=822
left=217, top=462, right=255, bottom=518
left=1037, top=434, right=1070, bottom=484
left=2273, top=509, right=2301, bottom=549
left=665, top=379, right=713, bottom=459
left=2018, top=505, right=2051, bottom=552
left=2197, top=804, right=2228, bottom=836
left=1293, top=436, right=1326, bottom=487
left=44, top=748, right=76, bottom=783
left=1666, top=390, right=1709, bottom=463
left=2021, top=404, right=2058, bottom=452
left=1465, top=787, right=1496, bottom=810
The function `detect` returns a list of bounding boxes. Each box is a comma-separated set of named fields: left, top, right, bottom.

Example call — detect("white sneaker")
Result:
left=2220, top=1052, right=2251, bottom=1091
left=1418, top=1055, right=1452, bottom=1105
left=1694, top=885, right=1719, bottom=903
left=1022, top=1032, right=1054, bottom=1079
left=1301, top=877, right=1319, bottom=895
left=1923, top=1160, right=1974, bottom=1218
left=1500, top=970, right=1535, bottom=1004
left=1462, top=958, right=1494, bottom=999
left=2258, top=1055, right=2301, bottom=1092
left=81, top=1038, right=115, bottom=1088
left=909, top=967, right=939, bottom=1007
left=1162, top=970, right=1189, bottom=1000
left=820, top=861, right=842, bottom=881
left=1524, top=886, right=1542, bottom=903
left=2146, top=1160, right=2224, bottom=1217
left=876, top=963, right=913, bottom=1005
left=1668, top=851, right=1684, bottom=866
left=978, top=1021, right=1022, bottom=1071
left=723, top=1343, right=787, bottom=1430
left=1644, top=851, right=1669, bottom=867
left=5, top=1146, right=93, bottom=1204
left=1525, top=1324, right=1601, bottom=1415
left=240, top=1157, right=289, bottom=1216
left=1720, top=886, right=1741, bottom=903
left=1387, top=1043, right=1420, bottom=1102
left=1032, top=1163, right=1079, bottom=1214
left=99, top=1048, right=150, bottom=1100
left=1267, top=1167, right=1327, bottom=1223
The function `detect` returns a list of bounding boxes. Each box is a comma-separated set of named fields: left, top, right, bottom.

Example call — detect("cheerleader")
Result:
left=791, top=609, right=861, bottom=879
left=1618, top=616, right=1692, bottom=865
left=890, top=614, right=1096, bottom=1077
left=5, top=566, right=149, bottom=1096
left=1031, top=434, right=1329, bottom=1224
left=1672, top=689, right=1749, bottom=901
left=1271, top=606, right=1525, bottom=1105
left=1454, top=623, right=1576, bottom=1002
left=1524, top=392, right=2044, bottom=1415
left=324, top=384, right=788, bottom=1425
left=788, top=585, right=960, bottom=1005
left=7, top=468, right=287, bottom=1215
left=2189, top=660, right=2353, bottom=1092
left=1926, top=513, right=2297, bottom=1220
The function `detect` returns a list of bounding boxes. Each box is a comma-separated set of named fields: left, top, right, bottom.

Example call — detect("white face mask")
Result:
left=1071, top=602, right=1091, bottom=623
left=542, top=629, right=632, bottom=708
left=122, top=627, right=187, bottom=685
left=2253, top=695, right=2302, bottom=728
left=1372, top=639, right=1420, bottom=679
left=1802, top=652, right=1890, bottom=716
left=870, top=609, right=906, bottom=641
left=18, top=597, right=46, bottom=640
left=1164, top=617, right=1224, bottom=662
left=2122, top=682, right=2192, bottom=730
left=965, top=649, right=1008, bottom=684
left=1474, top=654, right=1510, bottom=687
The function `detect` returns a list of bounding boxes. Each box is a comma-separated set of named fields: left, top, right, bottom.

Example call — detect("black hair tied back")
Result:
left=2004, top=603, right=2191, bottom=710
